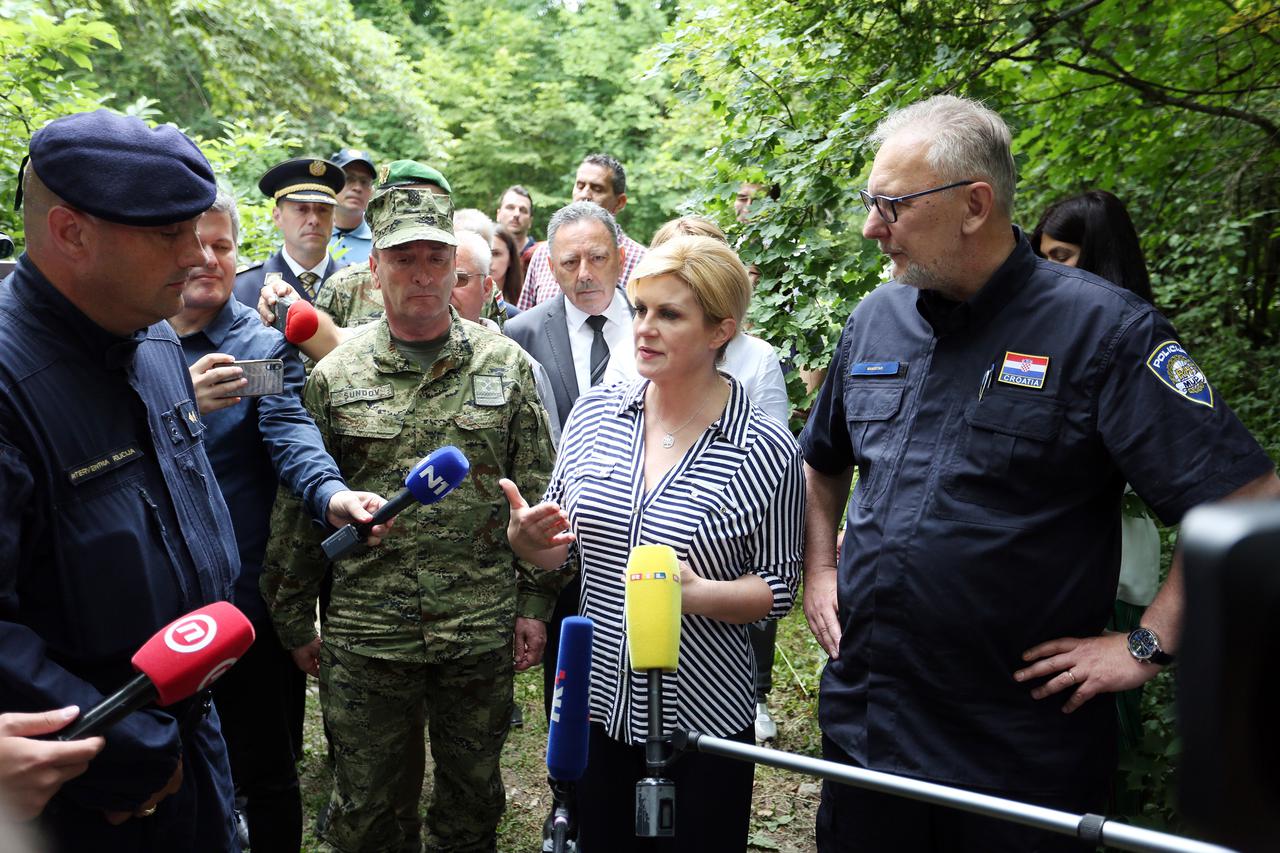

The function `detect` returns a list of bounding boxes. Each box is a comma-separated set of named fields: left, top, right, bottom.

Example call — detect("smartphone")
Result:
left=231, top=359, right=285, bottom=397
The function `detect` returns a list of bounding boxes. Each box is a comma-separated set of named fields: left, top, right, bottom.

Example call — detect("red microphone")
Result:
left=57, top=602, right=255, bottom=740
left=272, top=295, right=320, bottom=345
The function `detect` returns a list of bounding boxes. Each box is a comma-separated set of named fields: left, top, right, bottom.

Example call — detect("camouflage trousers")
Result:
left=317, top=643, right=513, bottom=853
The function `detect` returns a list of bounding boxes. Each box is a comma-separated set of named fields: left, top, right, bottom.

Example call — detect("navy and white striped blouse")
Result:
left=544, top=374, right=805, bottom=744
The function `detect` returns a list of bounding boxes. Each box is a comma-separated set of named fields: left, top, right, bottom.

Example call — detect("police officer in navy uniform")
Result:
left=800, top=95, right=1280, bottom=853
left=233, top=157, right=348, bottom=309
left=329, top=147, right=376, bottom=266
left=0, top=110, right=241, bottom=851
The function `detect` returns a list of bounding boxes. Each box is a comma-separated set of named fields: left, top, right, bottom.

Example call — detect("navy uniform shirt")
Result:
left=799, top=231, right=1273, bottom=798
left=0, top=256, right=240, bottom=840
left=232, top=249, right=348, bottom=309
left=177, top=297, right=345, bottom=624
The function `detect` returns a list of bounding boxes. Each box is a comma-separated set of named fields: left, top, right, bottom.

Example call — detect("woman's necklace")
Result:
left=650, top=384, right=717, bottom=448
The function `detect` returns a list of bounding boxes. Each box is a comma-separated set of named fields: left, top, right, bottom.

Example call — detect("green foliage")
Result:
left=0, top=1, right=118, bottom=243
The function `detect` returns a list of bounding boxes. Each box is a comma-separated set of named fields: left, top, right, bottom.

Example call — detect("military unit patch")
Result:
left=471, top=374, right=507, bottom=407
left=1147, top=340, right=1213, bottom=408
left=997, top=351, right=1049, bottom=389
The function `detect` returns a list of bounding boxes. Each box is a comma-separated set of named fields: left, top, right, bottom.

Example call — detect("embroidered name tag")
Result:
left=67, top=444, right=144, bottom=485
left=850, top=361, right=901, bottom=377
left=331, top=384, right=395, bottom=406
left=472, top=374, right=507, bottom=407
left=997, top=351, right=1050, bottom=389
left=1146, top=340, right=1213, bottom=408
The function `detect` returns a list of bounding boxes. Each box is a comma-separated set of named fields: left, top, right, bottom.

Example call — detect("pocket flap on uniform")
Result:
left=331, top=410, right=404, bottom=439
left=846, top=384, right=904, bottom=422
left=964, top=394, right=1064, bottom=441
left=454, top=407, right=507, bottom=431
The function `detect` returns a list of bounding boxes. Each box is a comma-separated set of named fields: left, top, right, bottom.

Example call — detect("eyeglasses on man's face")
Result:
left=858, top=180, right=976, bottom=224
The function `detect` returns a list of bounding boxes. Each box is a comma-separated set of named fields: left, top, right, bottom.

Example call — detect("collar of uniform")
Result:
left=280, top=245, right=330, bottom=280
left=915, top=226, right=1036, bottom=336
left=617, top=372, right=753, bottom=451
left=11, top=254, right=144, bottom=366
left=372, top=306, right=471, bottom=376
left=193, top=297, right=240, bottom=349
left=333, top=218, right=372, bottom=240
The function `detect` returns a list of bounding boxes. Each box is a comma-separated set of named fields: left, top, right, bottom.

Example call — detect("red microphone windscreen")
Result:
left=130, top=602, right=256, bottom=705
left=284, top=300, right=320, bottom=344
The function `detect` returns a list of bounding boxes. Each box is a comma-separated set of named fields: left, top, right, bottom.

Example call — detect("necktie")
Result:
left=297, top=271, right=320, bottom=301
left=586, top=314, right=609, bottom=386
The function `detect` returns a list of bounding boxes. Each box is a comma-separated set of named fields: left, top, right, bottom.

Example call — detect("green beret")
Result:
left=375, top=160, right=452, bottom=195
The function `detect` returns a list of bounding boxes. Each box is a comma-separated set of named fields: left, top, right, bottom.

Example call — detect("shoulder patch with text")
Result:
left=1146, top=340, right=1213, bottom=408
left=331, top=384, right=395, bottom=406
left=997, top=351, right=1049, bottom=389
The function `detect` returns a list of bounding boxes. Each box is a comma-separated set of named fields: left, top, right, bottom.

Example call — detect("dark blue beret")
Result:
left=28, top=109, right=216, bottom=227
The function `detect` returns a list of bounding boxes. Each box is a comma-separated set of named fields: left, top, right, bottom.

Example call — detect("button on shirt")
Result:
left=799, top=231, right=1274, bottom=797
left=177, top=298, right=346, bottom=624
left=544, top=376, right=804, bottom=744
left=564, top=288, right=638, bottom=393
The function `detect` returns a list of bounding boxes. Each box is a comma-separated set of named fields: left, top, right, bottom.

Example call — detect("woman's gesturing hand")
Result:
left=499, top=478, right=574, bottom=570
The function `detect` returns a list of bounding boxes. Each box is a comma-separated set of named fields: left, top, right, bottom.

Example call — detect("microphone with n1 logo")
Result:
left=625, top=544, right=682, bottom=838
left=543, top=616, right=593, bottom=853
left=321, top=445, right=470, bottom=561
left=57, top=601, right=255, bottom=741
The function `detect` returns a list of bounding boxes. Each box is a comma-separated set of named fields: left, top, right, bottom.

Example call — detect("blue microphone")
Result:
left=544, top=616, right=593, bottom=852
left=322, top=446, right=470, bottom=560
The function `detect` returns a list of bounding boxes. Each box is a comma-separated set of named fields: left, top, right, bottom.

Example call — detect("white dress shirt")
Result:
left=281, top=246, right=330, bottom=281
left=562, top=288, right=637, bottom=393
left=721, top=333, right=790, bottom=427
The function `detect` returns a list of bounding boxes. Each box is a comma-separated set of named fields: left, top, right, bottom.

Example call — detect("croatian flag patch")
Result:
left=997, top=351, right=1050, bottom=389
left=1147, top=340, right=1214, bottom=408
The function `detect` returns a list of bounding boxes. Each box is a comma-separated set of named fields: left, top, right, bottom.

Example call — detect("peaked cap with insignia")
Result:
left=258, top=157, right=344, bottom=205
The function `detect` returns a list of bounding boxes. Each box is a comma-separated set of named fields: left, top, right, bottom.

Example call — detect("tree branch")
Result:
left=948, top=0, right=1110, bottom=91
left=1052, top=58, right=1280, bottom=142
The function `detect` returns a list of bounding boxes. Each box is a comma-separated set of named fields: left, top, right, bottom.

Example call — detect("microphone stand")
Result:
left=671, top=730, right=1237, bottom=853
left=635, top=674, right=675, bottom=837
left=544, top=777, right=579, bottom=853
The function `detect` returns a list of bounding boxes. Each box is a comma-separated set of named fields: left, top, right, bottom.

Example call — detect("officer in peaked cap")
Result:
left=232, top=157, right=348, bottom=310
left=0, top=109, right=242, bottom=851
left=329, top=147, right=377, bottom=266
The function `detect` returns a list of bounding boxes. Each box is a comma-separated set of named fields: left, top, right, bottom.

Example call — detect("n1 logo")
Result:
left=164, top=614, right=218, bottom=653
left=549, top=669, right=567, bottom=723
left=415, top=464, right=450, bottom=497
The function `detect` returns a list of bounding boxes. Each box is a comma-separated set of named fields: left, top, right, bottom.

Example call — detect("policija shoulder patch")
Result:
left=1146, top=340, right=1214, bottom=408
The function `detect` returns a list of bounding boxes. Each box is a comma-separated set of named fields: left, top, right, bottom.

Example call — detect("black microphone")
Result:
left=0, top=232, right=13, bottom=259
left=321, top=446, right=470, bottom=560
left=58, top=602, right=255, bottom=740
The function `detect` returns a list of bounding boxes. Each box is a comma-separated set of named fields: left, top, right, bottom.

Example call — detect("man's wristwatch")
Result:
left=1127, top=626, right=1176, bottom=665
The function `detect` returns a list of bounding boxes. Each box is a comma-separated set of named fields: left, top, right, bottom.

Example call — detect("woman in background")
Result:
left=1032, top=190, right=1160, bottom=800
left=492, top=224, right=525, bottom=309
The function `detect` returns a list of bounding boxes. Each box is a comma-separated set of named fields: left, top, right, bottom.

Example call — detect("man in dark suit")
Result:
left=504, top=201, right=635, bottom=429
left=233, top=157, right=348, bottom=309
left=504, top=200, right=636, bottom=749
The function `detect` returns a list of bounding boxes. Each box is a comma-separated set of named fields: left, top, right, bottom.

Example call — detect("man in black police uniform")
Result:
left=800, top=95, right=1280, bottom=853
left=233, top=156, right=348, bottom=309
left=0, top=110, right=242, bottom=851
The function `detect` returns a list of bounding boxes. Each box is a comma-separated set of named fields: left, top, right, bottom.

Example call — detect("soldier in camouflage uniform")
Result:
left=261, top=175, right=561, bottom=853
left=314, top=161, right=454, bottom=331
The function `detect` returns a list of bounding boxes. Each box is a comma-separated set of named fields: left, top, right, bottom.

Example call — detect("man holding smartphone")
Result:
left=169, top=189, right=389, bottom=853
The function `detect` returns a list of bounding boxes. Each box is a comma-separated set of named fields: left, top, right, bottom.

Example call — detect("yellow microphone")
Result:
left=625, top=544, right=682, bottom=673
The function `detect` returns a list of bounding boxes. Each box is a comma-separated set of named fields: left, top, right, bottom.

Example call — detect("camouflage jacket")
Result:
left=261, top=309, right=562, bottom=662
left=314, top=264, right=384, bottom=329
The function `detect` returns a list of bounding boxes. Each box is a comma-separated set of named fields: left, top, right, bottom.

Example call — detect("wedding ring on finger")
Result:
left=1065, top=670, right=1077, bottom=685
